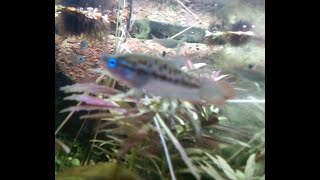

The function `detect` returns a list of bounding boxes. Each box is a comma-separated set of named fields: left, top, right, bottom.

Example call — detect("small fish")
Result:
left=151, top=34, right=186, bottom=49
left=79, top=40, right=88, bottom=49
left=99, top=53, right=235, bottom=105
left=73, top=55, right=86, bottom=64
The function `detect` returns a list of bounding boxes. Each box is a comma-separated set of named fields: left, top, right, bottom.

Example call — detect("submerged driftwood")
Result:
left=130, top=20, right=206, bottom=43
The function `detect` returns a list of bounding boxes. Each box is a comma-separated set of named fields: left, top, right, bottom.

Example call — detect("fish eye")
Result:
left=107, top=57, right=117, bottom=69
left=248, top=64, right=254, bottom=69
left=79, top=57, right=85, bottom=62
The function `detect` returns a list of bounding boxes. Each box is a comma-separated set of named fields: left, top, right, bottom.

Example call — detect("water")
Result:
left=55, top=0, right=265, bottom=179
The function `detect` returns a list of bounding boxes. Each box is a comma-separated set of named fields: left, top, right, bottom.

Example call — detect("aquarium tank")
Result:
left=55, top=0, right=265, bottom=179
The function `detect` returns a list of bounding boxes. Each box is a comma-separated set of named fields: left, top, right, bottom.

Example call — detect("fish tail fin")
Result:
left=199, top=78, right=236, bottom=105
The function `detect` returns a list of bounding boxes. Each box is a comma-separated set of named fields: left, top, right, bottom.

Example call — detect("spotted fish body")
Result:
left=100, top=53, right=235, bottom=104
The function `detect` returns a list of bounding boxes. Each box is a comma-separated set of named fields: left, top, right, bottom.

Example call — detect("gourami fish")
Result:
left=99, top=53, right=235, bottom=105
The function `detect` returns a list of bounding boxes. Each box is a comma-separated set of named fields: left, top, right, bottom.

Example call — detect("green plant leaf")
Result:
left=245, top=153, right=256, bottom=180
left=216, top=155, right=237, bottom=180
left=185, top=148, right=205, bottom=156
left=200, top=161, right=225, bottom=180
left=235, top=170, right=246, bottom=180
left=205, top=152, right=219, bottom=167
left=71, top=158, right=81, bottom=166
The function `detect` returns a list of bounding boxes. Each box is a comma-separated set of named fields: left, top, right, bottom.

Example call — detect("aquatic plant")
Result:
left=55, top=0, right=265, bottom=179
left=56, top=59, right=264, bottom=179
left=132, top=18, right=151, bottom=39
left=55, top=6, right=109, bottom=43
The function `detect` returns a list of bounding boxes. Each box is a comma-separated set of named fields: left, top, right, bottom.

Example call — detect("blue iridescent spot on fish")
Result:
left=107, top=57, right=118, bottom=69
left=99, top=54, right=149, bottom=88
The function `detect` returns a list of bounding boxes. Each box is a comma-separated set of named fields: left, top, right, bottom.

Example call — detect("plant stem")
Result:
left=153, top=116, right=176, bottom=180
left=155, top=113, right=200, bottom=180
